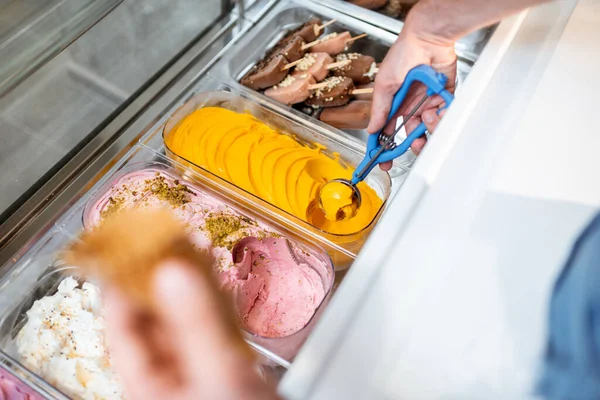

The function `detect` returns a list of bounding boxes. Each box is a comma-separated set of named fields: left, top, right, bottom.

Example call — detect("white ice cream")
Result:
left=16, top=277, right=123, bottom=400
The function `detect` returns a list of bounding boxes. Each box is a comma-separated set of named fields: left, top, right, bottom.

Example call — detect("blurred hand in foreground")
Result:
left=104, top=261, right=279, bottom=400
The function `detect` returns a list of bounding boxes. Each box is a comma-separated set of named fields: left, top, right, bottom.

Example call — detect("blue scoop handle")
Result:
left=351, top=65, right=454, bottom=185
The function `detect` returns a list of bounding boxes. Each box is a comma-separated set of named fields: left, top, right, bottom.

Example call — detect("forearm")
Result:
left=405, top=0, right=551, bottom=44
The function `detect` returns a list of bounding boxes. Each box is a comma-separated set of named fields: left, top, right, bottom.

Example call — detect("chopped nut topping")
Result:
left=364, top=61, right=378, bottom=80
left=382, top=0, right=402, bottom=18
left=202, top=212, right=260, bottom=249
left=313, top=76, right=345, bottom=97
left=318, top=32, right=338, bottom=42
left=296, top=53, right=317, bottom=71
left=100, top=196, right=125, bottom=220
left=144, top=175, right=194, bottom=206
left=278, top=75, right=296, bottom=88
left=335, top=53, right=360, bottom=62
left=99, top=174, right=194, bottom=221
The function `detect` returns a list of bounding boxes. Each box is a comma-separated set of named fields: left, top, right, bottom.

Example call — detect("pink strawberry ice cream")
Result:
left=83, top=167, right=333, bottom=338
left=228, top=237, right=327, bottom=337
left=0, top=368, right=42, bottom=400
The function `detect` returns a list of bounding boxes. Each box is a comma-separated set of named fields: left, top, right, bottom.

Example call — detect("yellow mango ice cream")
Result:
left=164, top=107, right=383, bottom=235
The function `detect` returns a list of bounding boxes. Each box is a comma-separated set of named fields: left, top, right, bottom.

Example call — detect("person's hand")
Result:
left=368, top=23, right=457, bottom=170
left=104, top=260, right=279, bottom=400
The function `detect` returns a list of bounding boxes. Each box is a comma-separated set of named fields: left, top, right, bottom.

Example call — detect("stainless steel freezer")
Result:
left=0, top=0, right=594, bottom=398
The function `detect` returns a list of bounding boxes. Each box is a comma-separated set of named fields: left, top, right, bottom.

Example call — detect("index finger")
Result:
left=368, top=61, right=413, bottom=134
left=367, top=34, right=423, bottom=134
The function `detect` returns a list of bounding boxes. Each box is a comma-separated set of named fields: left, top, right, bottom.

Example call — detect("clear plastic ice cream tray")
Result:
left=161, top=88, right=392, bottom=263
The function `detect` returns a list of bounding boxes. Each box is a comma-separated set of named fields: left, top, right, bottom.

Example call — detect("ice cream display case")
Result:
left=0, top=0, right=587, bottom=398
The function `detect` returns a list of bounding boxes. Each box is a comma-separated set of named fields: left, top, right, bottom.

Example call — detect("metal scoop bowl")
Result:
left=318, top=178, right=362, bottom=221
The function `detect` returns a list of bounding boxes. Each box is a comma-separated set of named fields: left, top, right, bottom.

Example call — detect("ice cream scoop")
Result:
left=318, top=65, right=455, bottom=220
left=319, top=179, right=361, bottom=221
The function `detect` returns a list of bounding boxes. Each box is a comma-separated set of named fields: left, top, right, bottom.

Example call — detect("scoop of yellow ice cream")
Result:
left=319, top=181, right=359, bottom=221
left=164, top=107, right=382, bottom=235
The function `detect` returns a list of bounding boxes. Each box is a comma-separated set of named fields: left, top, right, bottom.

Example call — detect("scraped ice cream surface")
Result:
left=228, top=237, right=327, bottom=337
left=15, top=277, right=123, bottom=400
left=82, top=167, right=332, bottom=337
